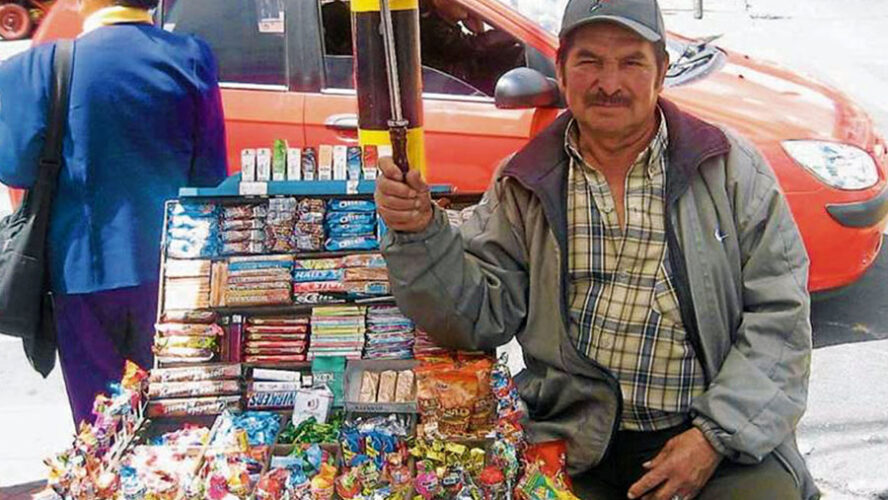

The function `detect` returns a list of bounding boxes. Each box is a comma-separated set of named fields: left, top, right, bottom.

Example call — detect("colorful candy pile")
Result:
left=278, top=412, right=345, bottom=445
left=255, top=443, right=338, bottom=500
left=211, top=410, right=282, bottom=448
left=43, top=362, right=148, bottom=499
left=336, top=414, right=413, bottom=499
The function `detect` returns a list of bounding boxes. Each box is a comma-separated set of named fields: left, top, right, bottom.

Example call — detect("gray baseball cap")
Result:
left=559, top=0, right=665, bottom=43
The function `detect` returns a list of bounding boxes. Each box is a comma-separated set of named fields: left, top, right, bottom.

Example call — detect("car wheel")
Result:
left=0, top=3, right=32, bottom=41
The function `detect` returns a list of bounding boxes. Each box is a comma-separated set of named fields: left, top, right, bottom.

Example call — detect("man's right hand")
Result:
left=374, top=156, right=434, bottom=233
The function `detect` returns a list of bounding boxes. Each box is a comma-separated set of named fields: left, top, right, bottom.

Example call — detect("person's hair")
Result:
left=114, top=0, right=159, bottom=9
left=556, top=27, right=668, bottom=75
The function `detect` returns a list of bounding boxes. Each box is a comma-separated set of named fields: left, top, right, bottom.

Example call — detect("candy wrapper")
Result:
left=249, top=317, right=310, bottom=326
left=325, top=235, right=379, bottom=252
left=247, top=390, right=300, bottom=409
left=212, top=411, right=282, bottom=448
left=224, top=203, right=268, bottom=220
left=328, top=223, right=376, bottom=237
left=222, top=218, right=266, bottom=231
left=337, top=415, right=412, bottom=497
left=293, top=269, right=346, bottom=283
left=148, top=379, right=240, bottom=399
left=514, top=461, right=579, bottom=500
left=169, top=201, right=218, bottom=218
left=149, top=363, right=241, bottom=383
left=160, top=310, right=217, bottom=324
left=326, top=212, right=375, bottom=225
left=327, top=199, right=376, bottom=213
left=278, top=412, right=344, bottom=445
left=256, top=444, right=337, bottom=500
left=146, top=395, right=241, bottom=417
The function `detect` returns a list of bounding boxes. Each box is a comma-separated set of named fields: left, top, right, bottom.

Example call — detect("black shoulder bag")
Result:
left=0, top=40, right=74, bottom=377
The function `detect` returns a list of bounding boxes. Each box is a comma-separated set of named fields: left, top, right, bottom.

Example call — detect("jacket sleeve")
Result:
left=0, top=45, right=54, bottom=189
left=381, top=177, right=529, bottom=351
left=188, top=37, right=227, bottom=187
left=691, top=140, right=812, bottom=463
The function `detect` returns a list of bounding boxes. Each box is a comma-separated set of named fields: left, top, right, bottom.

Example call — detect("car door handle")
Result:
left=324, top=114, right=359, bottom=131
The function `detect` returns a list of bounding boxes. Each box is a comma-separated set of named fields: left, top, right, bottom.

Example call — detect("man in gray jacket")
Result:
left=375, top=0, right=814, bottom=498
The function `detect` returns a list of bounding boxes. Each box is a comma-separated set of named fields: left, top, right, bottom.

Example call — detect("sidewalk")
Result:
left=797, top=340, right=888, bottom=498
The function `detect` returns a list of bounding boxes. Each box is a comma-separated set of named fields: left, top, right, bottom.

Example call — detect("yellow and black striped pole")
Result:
left=350, top=0, right=426, bottom=177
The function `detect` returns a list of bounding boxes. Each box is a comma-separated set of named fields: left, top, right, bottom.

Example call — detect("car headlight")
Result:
left=781, top=140, right=879, bottom=190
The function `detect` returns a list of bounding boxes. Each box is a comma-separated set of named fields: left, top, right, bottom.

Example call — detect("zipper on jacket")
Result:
left=664, top=204, right=711, bottom=385
left=552, top=226, right=624, bottom=465
left=504, top=172, right=624, bottom=466
left=772, top=449, right=802, bottom=488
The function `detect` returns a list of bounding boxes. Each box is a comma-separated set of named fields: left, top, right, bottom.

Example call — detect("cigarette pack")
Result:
left=241, top=149, right=257, bottom=182
left=362, top=145, right=378, bottom=180
left=347, top=146, right=363, bottom=180
left=256, top=148, right=272, bottom=181
left=287, top=148, right=302, bottom=180
left=272, top=139, right=288, bottom=181
left=252, top=381, right=301, bottom=392
left=333, top=145, right=348, bottom=180
left=318, top=145, right=333, bottom=181
left=302, top=147, right=316, bottom=181
left=253, top=367, right=302, bottom=382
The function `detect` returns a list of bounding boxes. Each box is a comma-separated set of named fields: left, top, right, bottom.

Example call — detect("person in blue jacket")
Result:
left=0, top=0, right=227, bottom=425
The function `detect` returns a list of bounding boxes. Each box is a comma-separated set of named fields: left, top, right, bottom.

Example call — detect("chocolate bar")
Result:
left=148, top=379, right=241, bottom=399
left=147, top=395, right=241, bottom=417
left=149, top=363, right=242, bottom=383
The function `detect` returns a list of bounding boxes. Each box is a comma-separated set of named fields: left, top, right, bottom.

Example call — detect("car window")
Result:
left=163, top=0, right=288, bottom=87
left=319, top=0, right=526, bottom=97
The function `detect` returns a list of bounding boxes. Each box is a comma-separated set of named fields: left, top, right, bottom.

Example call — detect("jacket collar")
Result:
left=82, top=6, right=153, bottom=35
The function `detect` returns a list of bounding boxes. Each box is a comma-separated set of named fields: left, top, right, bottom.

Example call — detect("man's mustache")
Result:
left=584, top=91, right=632, bottom=107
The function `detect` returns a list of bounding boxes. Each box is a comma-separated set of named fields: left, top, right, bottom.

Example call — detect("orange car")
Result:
left=28, top=0, right=888, bottom=292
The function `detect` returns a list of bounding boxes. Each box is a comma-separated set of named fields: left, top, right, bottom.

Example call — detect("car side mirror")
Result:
left=494, top=68, right=565, bottom=109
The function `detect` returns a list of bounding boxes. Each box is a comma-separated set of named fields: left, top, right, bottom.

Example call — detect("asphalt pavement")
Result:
left=2, top=1, right=888, bottom=498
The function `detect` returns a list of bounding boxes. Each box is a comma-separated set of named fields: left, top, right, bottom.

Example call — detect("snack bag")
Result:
left=434, top=369, right=479, bottom=436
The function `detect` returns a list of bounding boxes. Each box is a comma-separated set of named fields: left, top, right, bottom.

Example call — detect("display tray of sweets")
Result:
left=343, top=359, right=418, bottom=414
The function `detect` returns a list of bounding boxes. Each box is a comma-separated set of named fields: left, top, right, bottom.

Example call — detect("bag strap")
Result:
left=35, top=40, right=74, bottom=189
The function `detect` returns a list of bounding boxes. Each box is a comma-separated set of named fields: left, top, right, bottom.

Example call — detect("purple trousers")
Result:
left=54, top=283, right=158, bottom=426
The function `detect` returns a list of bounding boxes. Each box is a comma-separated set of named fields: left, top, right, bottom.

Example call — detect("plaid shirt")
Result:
left=565, top=114, right=706, bottom=431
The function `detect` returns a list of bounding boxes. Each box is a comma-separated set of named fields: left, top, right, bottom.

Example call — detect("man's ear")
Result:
left=556, top=62, right=567, bottom=97
left=656, top=52, right=670, bottom=91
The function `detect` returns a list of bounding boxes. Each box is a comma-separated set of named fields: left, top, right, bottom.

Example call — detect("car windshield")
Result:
left=491, top=0, right=725, bottom=86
